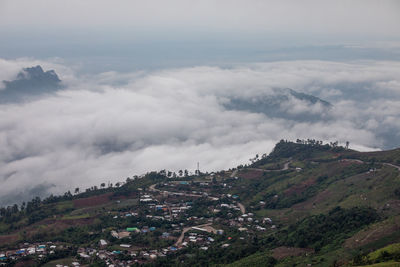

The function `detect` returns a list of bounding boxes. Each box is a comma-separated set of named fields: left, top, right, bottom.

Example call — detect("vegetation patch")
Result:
left=278, top=206, right=380, bottom=251
left=226, top=251, right=277, bottom=267
left=345, top=216, right=400, bottom=249
left=239, top=169, right=265, bottom=179
left=272, top=246, right=314, bottom=260
left=73, top=192, right=113, bottom=208
left=62, top=213, right=91, bottom=220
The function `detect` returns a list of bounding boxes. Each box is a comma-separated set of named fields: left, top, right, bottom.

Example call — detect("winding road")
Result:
left=248, top=160, right=291, bottom=173
left=383, top=163, right=400, bottom=171
left=174, top=223, right=216, bottom=247
left=343, top=159, right=400, bottom=171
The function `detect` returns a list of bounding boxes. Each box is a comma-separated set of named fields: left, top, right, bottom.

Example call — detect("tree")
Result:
left=64, top=191, right=72, bottom=198
left=21, top=202, right=26, bottom=211
left=75, top=187, right=79, bottom=194
left=11, top=204, right=18, bottom=213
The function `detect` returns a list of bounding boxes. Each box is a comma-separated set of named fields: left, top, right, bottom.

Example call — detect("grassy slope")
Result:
left=369, top=243, right=400, bottom=259
left=227, top=142, right=400, bottom=266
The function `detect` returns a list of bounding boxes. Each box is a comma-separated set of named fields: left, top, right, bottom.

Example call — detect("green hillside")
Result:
left=0, top=140, right=399, bottom=266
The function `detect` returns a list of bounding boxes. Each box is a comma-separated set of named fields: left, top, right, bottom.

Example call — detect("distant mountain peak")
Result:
left=0, top=65, right=62, bottom=103
left=283, top=88, right=331, bottom=107
left=223, top=88, right=332, bottom=122
left=7, top=65, right=61, bottom=85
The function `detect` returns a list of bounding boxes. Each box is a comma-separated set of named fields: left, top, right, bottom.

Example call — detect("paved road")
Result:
left=342, top=159, right=400, bottom=171
left=283, top=161, right=290, bottom=170
left=341, top=159, right=364, bottom=164
left=175, top=223, right=215, bottom=247
left=149, top=183, right=158, bottom=192
left=383, top=163, right=400, bottom=171
left=230, top=169, right=238, bottom=178
left=149, top=183, right=218, bottom=200
left=248, top=161, right=291, bottom=173
left=237, top=202, right=246, bottom=214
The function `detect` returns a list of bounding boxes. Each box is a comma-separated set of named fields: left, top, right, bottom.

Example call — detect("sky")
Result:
left=0, top=0, right=399, bottom=205
left=1, top=0, right=400, bottom=71
left=1, top=0, right=399, bottom=36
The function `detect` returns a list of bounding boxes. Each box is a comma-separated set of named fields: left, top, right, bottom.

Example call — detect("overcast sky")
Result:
left=0, top=1, right=400, bottom=205
left=1, top=0, right=399, bottom=71
left=1, top=0, right=399, bottom=36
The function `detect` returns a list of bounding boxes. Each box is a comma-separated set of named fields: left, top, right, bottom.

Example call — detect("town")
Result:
left=0, top=167, right=279, bottom=266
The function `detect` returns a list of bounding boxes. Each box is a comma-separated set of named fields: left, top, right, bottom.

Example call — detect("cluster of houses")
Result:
left=77, top=243, right=180, bottom=266
left=110, top=225, right=158, bottom=239
left=181, top=232, right=215, bottom=249
left=216, top=202, right=242, bottom=213
left=139, top=194, right=154, bottom=203
left=0, top=242, right=64, bottom=262
left=234, top=213, right=276, bottom=231
left=1, top=171, right=283, bottom=266
left=115, top=192, right=194, bottom=222
left=92, top=225, right=224, bottom=265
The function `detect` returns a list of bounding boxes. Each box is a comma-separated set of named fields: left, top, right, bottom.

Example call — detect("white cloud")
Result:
left=0, top=59, right=400, bottom=205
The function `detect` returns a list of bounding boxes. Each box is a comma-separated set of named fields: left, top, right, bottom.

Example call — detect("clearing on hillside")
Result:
left=73, top=192, right=113, bottom=208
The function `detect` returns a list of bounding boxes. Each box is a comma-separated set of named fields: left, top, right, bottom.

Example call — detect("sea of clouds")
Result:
left=0, top=58, right=400, bottom=205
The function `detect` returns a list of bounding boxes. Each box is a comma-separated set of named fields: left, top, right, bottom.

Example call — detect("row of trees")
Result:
left=296, top=138, right=350, bottom=149
left=0, top=196, right=43, bottom=223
